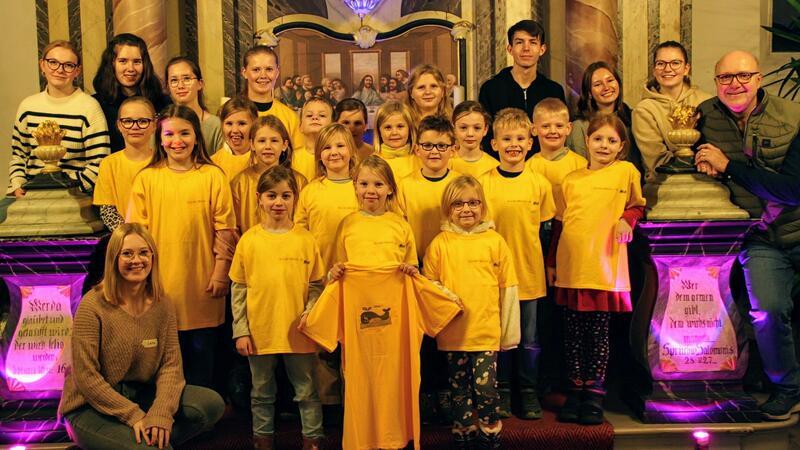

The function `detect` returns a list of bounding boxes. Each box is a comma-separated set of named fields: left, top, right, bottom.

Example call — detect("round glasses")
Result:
left=44, top=58, right=78, bottom=73
left=168, top=76, right=197, bottom=88
left=654, top=60, right=685, bottom=71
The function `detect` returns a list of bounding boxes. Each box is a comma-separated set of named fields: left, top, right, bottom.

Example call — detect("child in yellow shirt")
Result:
left=229, top=165, right=325, bottom=450
left=373, top=101, right=418, bottom=180
left=231, top=115, right=307, bottom=233
left=451, top=101, right=499, bottom=178
left=480, top=108, right=555, bottom=420
left=424, top=175, right=520, bottom=449
left=547, top=114, right=645, bottom=425
left=293, top=97, right=333, bottom=182
left=128, top=104, right=237, bottom=388
left=335, top=98, right=374, bottom=162
left=94, top=96, right=155, bottom=230
left=212, top=96, right=257, bottom=182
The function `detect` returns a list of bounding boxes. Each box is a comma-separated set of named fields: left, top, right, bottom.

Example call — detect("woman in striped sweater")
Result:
left=8, top=40, right=111, bottom=197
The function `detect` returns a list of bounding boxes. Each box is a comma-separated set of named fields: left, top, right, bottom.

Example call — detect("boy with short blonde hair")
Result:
left=292, top=97, right=334, bottom=181
left=480, top=107, right=555, bottom=420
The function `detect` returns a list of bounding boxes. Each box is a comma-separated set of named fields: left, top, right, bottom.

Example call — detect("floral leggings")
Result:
left=563, top=309, right=611, bottom=391
left=446, top=351, right=500, bottom=430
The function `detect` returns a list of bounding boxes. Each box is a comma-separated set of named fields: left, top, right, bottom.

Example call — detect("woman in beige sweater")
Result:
left=632, top=41, right=712, bottom=180
left=59, top=223, right=225, bottom=449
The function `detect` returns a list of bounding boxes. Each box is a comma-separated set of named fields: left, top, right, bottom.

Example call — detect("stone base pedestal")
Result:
left=644, top=173, right=750, bottom=220
left=0, top=188, right=103, bottom=237
left=630, top=380, right=762, bottom=423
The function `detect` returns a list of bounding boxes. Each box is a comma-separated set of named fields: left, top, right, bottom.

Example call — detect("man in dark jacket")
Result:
left=696, top=50, right=800, bottom=421
left=478, top=19, right=565, bottom=160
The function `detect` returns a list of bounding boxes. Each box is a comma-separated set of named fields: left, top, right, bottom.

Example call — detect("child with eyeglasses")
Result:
left=93, top=96, right=156, bottom=230
left=480, top=107, right=555, bottom=421
left=423, top=175, right=520, bottom=449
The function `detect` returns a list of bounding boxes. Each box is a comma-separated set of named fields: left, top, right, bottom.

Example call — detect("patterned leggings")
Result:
left=563, top=309, right=611, bottom=391
left=446, top=351, right=499, bottom=430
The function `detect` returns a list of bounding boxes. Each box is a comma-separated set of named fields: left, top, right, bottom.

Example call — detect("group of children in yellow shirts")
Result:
left=91, top=51, right=645, bottom=449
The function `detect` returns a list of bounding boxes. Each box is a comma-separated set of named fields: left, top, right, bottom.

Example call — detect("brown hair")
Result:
left=101, top=223, right=163, bottom=306
left=646, top=40, right=692, bottom=91
left=315, top=123, right=356, bottom=178
left=405, top=64, right=452, bottom=121
left=256, top=165, right=299, bottom=219
left=241, top=46, right=280, bottom=95
left=452, top=100, right=491, bottom=127
left=118, top=96, right=156, bottom=117
left=354, top=155, right=399, bottom=212
left=165, top=56, right=208, bottom=111
left=250, top=115, right=294, bottom=169
left=417, top=115, right=455, bottom=143
left=149, top=104, right=214, bottom=169
left=219, top=96, right=258, bottom=121
left=441, top=175, right=487, bottom=223
left=586, top=113, right=628, bottom=161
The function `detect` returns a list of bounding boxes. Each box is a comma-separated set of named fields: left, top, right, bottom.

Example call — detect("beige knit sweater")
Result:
left=632, top=83, right=712, bottom=180
left=58, top=287, right=185, bottom=430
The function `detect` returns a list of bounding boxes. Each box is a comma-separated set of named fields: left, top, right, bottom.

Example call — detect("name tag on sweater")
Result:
left=142, top=339, right=158, bottom=348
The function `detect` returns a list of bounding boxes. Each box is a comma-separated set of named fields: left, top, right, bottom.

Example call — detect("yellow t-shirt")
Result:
left=258, top=100, right=304, bottom=150
left=424, top=229, right=516, bottom=351
left=302, top=266, right=461, bottom=450
left=211, top=145, right=251, bottom=182
left=397, top=169, right=461, bottom=259
left=128, top=164, right=236, bottom=330
left=231, top=165, right=308, bottom=234
left=292, top=146, right=318, bottom=183
left=295, top=177, right=359, bottom=269
left=527, top=150, right=588, bottom=220
left=556, top=161, right=645, bottom=292
left=480, top=168, right=555, bottom=300
left=93, top=150, right=149, bottom=216
left=333, top=211, right=418, bottom=266
left=377, top=144, right=417, bottom=181
left=451, top=152, right=499, bottom=179
left=229, top=225, right=324, bottom=354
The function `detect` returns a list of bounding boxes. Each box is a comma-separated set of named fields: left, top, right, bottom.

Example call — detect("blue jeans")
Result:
left=739, top=239, right=800, bottom=393
left=497, top=300, right=541, bottom=391
left=248, top=353, right=324, bottom=438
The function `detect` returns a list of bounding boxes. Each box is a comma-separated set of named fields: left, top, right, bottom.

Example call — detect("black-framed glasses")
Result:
left=418, top=142, right=452, bottom=152
left=654, top=60, right=685, bottom=71
left=451, top=200, right=482, bottom=211
left=118, top=117, right=154, bottom=129
left=168, top=76, right=197, bottom=88
left=44, top=58, right=78, bottom=73
left=714, top=72, right=760, bottom=85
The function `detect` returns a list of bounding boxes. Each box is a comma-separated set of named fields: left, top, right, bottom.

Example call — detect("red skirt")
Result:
left=556, top=287, right=632, bottom=312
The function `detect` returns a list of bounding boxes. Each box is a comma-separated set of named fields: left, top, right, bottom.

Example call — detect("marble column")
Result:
left=565, top=0, right=619, bottom=107
left=112, top=0, right=167, bottom=80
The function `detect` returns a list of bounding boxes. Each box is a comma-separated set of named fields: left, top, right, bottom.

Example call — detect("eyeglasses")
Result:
left=451, top=200, right=482, bottom=210
left=120, top=249, right=152, bottom=261
left=168, top=76, right=197, bottom=87
left=44, top=58, right=78, bottom=73
left=714, top=72, right=760, bottom=85
left=118, top=117, right=154, bottom=129
left=418, top=142, right=452, bottom=152
left=654, top=60, right=685, bottom=71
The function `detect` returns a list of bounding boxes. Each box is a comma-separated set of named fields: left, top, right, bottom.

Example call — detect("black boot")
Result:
left=557, top=383, right=581, bottom=423
left=520, top=390, right=543, bottom=419
left=496, top=388, right=512, bottom=418
left=578, top=388, right=605, bottom=425
left=453, top=430, right=477, bottom=450
left=476, top=429, right=501, bottom=450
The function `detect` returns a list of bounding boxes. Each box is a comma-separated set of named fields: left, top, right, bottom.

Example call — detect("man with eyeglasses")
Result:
left=696, top=50, right=800, bottom=421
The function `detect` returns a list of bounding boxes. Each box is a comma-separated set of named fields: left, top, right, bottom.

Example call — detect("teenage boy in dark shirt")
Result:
left=479, top=19, right=566, bottom=160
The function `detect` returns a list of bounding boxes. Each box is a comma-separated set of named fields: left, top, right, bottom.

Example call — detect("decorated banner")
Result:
left=1, top=274, right=85, bottom=399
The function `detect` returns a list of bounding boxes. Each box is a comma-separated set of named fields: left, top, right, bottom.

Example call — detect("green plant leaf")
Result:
left=763, top=25, right=800, bottom=44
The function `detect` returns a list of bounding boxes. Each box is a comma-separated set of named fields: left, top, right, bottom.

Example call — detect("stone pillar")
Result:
left=112, top=0, right=167, bottom=80
left=565, top=0, right=619, bottom=108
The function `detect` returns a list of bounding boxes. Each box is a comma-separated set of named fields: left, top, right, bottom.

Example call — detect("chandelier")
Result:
left=343, top=0, right=382, bottom=18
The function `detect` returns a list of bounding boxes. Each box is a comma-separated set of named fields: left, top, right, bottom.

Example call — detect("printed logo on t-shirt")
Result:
left=360, top=306, right=392, bottom=329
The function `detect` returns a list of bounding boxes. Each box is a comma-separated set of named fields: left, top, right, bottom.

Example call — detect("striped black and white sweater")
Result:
left=8, top=88, right=111, bottom=194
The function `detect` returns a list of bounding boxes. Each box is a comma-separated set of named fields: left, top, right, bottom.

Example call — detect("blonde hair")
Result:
left=41, top=40, right=81, bottom=65
left=354, top=155, right=399, bottom=212
left=315, top=123, right=357, bottom=178
left=441, top=175, right=487, bottom=223
left=405, top=64, right=452, bottom=121
left=532, top=98, right=570, bottom=121
left=250, top=115, right=293, bottom=169
left=373, top=101, right=416, bottom=150
left=101, top=223, right=163, bottom=306
left=492, top=107, right=532, bottom=136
